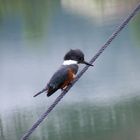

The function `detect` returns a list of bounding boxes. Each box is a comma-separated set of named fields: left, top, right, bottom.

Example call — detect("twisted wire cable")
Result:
left=21, top=3, right=140, bottom=140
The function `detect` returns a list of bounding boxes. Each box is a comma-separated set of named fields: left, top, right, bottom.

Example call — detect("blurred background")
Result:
left=0, top=0, right=140, bottom=140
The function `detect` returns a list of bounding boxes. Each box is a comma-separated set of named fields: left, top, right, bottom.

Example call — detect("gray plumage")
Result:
left=46, top=64, right=78, bottom=96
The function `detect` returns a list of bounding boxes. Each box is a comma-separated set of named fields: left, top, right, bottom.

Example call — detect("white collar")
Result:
left=63, top=60, right=78, bottom=65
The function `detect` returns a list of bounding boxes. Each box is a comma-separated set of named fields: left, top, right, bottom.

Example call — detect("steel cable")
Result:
left=21, top=3, right=140, bottom=140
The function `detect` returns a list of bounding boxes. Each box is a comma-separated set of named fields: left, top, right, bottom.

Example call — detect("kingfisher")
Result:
left=33, top=49, right=93, bottom=97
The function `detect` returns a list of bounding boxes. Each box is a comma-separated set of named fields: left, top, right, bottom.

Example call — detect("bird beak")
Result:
left=82, top=61, right=93, bottom=66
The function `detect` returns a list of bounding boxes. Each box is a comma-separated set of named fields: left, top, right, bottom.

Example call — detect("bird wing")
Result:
left=46, top=66, right=69, bottom=96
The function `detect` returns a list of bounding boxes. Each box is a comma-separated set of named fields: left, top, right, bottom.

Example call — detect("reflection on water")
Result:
left=0, top=0, right=140, bottom=140
left=0, top=0, right=58, bottom=39
left=1, top=97, right=140, bottom=140
left=61, top=0, right=139, bottom=24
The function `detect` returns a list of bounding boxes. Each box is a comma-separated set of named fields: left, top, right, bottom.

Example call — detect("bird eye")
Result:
left=79, top=57, right=84, bottom=61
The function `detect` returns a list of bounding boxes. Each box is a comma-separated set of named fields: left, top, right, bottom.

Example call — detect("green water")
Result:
left=1, top=97, right=140, bottom=140
left=0, top=0, right=140, bottom=140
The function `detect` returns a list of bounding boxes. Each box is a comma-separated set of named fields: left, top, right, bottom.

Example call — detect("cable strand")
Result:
left=21, top=3, right=140, bottom=140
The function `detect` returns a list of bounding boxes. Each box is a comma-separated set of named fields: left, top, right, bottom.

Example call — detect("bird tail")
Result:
left=33, top=88, right=47, bottom=97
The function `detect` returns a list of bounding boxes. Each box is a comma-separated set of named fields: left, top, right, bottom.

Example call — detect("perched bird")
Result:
left=33, top=49, right=93, bottom=97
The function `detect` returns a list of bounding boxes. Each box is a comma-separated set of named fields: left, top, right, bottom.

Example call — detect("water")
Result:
left=0, top=0, right=140, bottom=140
